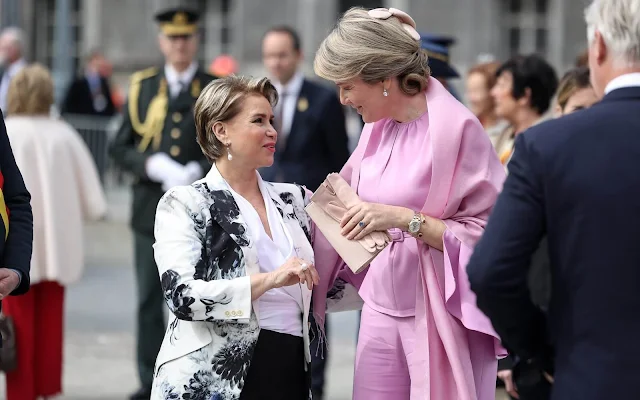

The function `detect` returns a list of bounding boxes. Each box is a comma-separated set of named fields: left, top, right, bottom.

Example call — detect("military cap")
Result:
left=154, top=7, right=199, bottom=36
left=420, top=33, right=456, bottom=48
left=420, top=37, right=460, bottom=79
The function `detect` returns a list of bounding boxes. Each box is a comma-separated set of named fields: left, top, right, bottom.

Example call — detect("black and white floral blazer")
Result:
left=150, top=166, right=314, bottom=400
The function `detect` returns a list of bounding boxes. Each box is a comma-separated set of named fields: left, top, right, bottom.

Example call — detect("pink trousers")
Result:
left=354, top=304, right=421, bottom=399
left=354, top=303, right=498, bottom=399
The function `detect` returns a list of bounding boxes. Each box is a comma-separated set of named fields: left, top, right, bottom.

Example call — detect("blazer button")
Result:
left=237, top=310, right=243, bottom=317
left=231, top=311, right=237, bottom=317
left=171, top=128, right=181, bottom=139
left=172, top=112, right=182, bottom=123
left=225, top=311, right=230, bottom=317
left=170, top=145, right=181, bottom=157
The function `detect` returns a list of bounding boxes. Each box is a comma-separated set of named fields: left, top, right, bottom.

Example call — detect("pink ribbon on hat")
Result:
left=368, top=7, right=421, bottom=41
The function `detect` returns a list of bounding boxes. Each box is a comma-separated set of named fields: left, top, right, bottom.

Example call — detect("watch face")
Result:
left=409, top=219, right=421, bottom=233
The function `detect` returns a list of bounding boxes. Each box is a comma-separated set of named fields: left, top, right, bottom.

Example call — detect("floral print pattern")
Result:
left=327, top=278, right=347, bottom=302
left=151, top=177, right=313, bottom=400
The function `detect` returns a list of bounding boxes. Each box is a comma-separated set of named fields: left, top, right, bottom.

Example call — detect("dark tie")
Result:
left=274, top=91, right=288, bottom=148
left=88, top=75, right=107, bottom=112
left=174, top=80, right=187, bottom=98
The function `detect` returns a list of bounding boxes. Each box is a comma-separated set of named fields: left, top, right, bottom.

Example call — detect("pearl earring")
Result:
left=226, top=143, right=233, bottom=161
left=383, top=88, right=388, bottom=97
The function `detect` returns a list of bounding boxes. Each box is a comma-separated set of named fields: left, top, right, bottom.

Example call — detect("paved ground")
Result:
left=0, top=183, right=508, bottom=399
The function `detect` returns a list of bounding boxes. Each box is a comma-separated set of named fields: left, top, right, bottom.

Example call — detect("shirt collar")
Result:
left=273, top=70, right=304, bottom=96
left=6, top=58, right=26, bottom=76
left=164, top=62, right=199, bottom=86
left=604, top=72, right=640, bottom=95
left=85, top=70, right=101, bottom=82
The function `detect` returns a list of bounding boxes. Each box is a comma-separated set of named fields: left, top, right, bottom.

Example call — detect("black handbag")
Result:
left=0, top=312, right=17, bottom=371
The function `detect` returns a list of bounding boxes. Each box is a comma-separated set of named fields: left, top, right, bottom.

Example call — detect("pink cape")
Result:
left=311, top=78, right=507, bottom=399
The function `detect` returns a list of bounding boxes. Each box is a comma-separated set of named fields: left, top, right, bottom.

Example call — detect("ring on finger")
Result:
left=358, top=221, right=367, bottom=228
left=300, top=263, right=308, bottom=271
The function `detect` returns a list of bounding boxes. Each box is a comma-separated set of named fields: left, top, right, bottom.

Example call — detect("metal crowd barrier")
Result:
left=61, top=113, right=123, bottom=186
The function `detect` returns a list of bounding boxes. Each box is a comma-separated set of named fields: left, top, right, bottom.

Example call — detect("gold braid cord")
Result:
left=128, top=70, right=169, bottom=152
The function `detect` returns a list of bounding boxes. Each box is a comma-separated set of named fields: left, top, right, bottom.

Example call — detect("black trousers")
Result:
left=240, top=329, right=309, bottom=399
left=134, top=232, right=166, bottom=388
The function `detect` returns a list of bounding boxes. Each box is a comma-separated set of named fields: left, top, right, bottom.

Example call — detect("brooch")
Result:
left=297, top=97, right=309, bottom=112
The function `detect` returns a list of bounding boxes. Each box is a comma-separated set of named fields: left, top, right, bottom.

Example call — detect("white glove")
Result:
left=145, top=153, right=185, bottom=183
left=161, top=161, right=203, bottom=191
left=183, top=161, right=203, bottom=183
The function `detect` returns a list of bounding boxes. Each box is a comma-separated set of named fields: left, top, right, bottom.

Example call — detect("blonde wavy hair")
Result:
left=6, top=63, right=54, bottom=116
left=194, top=75, right=278, bottom=162
left=314, top=7, right=430, bottom=96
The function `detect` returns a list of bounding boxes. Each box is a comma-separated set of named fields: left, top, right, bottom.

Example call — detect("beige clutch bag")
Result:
left=305, top=173, right=391, bottom=274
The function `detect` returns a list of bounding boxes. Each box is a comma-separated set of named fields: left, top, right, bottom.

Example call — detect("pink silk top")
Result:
left=311, top=78, right=508, bottom=400
left=357, top=112, right=431, bottom=317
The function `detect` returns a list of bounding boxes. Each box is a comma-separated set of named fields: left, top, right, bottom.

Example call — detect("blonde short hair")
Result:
left=194, top=75, right=278, bottom=162
left=6, top=63, right=54, bottom=116
left=314, top=7, right=430, bottom=96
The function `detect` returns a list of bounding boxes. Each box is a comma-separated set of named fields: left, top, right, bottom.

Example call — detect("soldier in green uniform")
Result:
left=109, top=7, right=216, bottom=400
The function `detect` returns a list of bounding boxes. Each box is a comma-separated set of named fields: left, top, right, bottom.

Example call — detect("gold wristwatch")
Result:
left=408, top=212, right=425, bottom=237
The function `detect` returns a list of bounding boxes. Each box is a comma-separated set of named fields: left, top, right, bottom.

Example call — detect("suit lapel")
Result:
left=202, top=167, right=314, bottom=286
left=282, top=80, right=310, bottom=155
left=82, top=77, right=92, bottom=96
left=264, top=182, right=313, bottom=298
left=264, top=183, right=314, bottom=263
left=266, top=183, right=286, bottom=216
left=203, top=166, right=260, bottom=277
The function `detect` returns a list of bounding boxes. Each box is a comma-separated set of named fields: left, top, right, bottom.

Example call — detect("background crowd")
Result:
left=0, top=0, right=635, bottom=399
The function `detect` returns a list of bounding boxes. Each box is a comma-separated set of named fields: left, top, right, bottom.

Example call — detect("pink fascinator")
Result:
left=368, top=7, right=421, bottom=41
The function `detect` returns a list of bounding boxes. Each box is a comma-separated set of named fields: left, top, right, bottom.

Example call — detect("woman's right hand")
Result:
left=269, top=257, right=320, bottom=291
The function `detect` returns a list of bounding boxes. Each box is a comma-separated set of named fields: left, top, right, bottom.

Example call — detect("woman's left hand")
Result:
left=340, top=202, right=412, bottom=240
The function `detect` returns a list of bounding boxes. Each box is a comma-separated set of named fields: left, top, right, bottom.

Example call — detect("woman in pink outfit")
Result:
left=310, top=7, right=507, bottom=400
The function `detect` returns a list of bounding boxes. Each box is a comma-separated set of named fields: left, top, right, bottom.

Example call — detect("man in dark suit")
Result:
left=61, top=48, right=117, bottom=117
left=260, top=26, right=350, bottom=192
left=260, top=26, right=350, bottom=400
left=109, top=7, right=215, bottom=400
left=0, top=112, right=32, bottom=316
left=467, top=1, right=640, bottom=399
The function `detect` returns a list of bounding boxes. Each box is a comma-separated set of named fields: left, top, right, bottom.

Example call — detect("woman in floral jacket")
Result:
left=151, top=75, right=320, bottom=400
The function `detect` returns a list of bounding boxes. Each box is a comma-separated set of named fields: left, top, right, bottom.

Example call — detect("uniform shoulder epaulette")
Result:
left=130, top=67, right=159, bottom=84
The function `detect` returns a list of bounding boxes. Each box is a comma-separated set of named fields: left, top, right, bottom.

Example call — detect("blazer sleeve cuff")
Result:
left=214, top=275, right=253, bottom=320
left=8, top=269, right=21, bottom=285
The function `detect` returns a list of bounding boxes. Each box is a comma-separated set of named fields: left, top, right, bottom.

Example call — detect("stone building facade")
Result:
left=2, top=0, right=590, bottom=97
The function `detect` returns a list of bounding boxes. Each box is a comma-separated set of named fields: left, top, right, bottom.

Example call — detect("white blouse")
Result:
left=225, top=171, right=304, bottom=337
